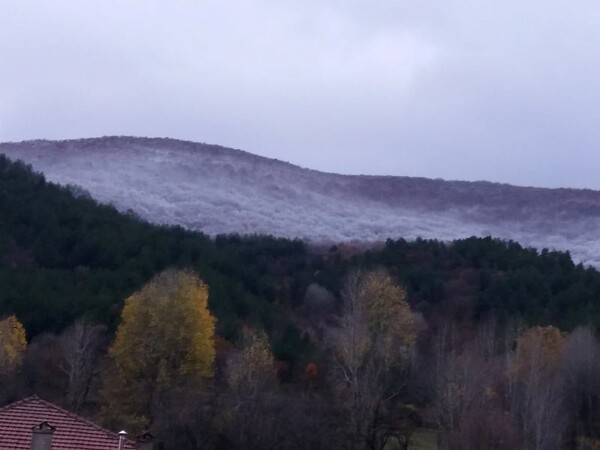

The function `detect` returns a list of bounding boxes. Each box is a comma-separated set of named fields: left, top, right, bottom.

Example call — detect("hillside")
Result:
left=1, top=153, right=599, bottom=449
left=0, top=154, right=312, bottom=341
left=1, top=153, right=599, bottom=342
left=2, top=136, right=599, bottom=267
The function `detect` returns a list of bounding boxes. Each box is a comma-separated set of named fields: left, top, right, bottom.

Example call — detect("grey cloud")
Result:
left=1, top=0, right=599, bottom=188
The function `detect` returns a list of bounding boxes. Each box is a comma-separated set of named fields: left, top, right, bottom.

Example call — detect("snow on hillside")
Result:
left=1, top=136, right=599, bottom=267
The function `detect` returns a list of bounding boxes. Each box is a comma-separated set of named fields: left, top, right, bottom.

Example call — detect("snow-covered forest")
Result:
left=2, top=136, right=599, bottom=267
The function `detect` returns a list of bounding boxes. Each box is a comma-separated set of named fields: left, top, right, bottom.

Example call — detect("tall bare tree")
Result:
left=511, top=326, right=567, bottom=450
left=59, top=319, right=105, bottom=412
left=561, top=326, right=600, bottom=447
left=331, top=269, right=415, bottom=450
left=432, top=320, right=516, bottom=450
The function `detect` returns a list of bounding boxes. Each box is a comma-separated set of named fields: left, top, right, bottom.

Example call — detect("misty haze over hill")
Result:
left=1, top=136, right=599, bottom=267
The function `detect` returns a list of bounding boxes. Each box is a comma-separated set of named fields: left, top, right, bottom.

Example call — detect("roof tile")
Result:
left=0, top=396, right=136, bottom=450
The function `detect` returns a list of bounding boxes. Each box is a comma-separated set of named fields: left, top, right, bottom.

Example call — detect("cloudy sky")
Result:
left=1, top=1, right=600, bottom=189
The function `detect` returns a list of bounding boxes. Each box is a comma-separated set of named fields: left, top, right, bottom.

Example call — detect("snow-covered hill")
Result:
left=2, top=136, right=599, bottom=267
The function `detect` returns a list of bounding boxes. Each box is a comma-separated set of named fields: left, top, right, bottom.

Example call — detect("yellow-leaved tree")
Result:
left=101, top=269, right=215, bottom=430
left=221, top=328, right=280, bottom=449
left=0, top=315, right=27, bottom=377
left=226, top=328, right=276, bottom=393
left=513, top=325, right=565, bottom=377
left=332, top=268, right=416, bottom=450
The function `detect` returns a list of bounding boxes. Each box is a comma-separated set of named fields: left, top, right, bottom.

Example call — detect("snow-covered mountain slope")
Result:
left=2, top=136, right=599, bottom=267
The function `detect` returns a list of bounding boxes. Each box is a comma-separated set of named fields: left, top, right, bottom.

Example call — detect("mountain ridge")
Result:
left=7, top=135, right=600, bottom=191
left=1, top=136, right=599, bottom=266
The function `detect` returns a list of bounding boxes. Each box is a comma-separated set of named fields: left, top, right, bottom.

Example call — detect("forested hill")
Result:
left=0, top=153, right=599, bottom=357
left=2, top=136, right=600, bottom=267
left=0, top=155, right=306, bottom=337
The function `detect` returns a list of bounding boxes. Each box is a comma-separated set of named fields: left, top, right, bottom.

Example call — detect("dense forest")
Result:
left=0, top=154, right=599, bottom=449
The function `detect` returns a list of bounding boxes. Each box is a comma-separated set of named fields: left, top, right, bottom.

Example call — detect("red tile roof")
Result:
left=0, top=396, right=136, bottom=450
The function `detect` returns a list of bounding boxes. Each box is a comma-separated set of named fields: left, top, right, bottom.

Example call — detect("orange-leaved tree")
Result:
left=101, top=269, right=216, bottom=431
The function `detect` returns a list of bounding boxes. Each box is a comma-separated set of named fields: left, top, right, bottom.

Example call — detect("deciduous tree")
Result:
left=561, top=326, right=600, bottom=446
left=221, top=329, right=281, bottom=449
left=59, top=319, right=106, bottom=412
left=331, top=269, right=415, bottom=450
left=432, top=320, right=518, bottom=450
left=0, top=315, right=27, bottom=377
left=101, top=269, right=216, bottom=430
left=511, top=326, right=567, bottom=450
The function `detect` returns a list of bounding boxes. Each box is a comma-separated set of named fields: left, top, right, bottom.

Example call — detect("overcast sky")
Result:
left=1, top=1, right=600, bottom=189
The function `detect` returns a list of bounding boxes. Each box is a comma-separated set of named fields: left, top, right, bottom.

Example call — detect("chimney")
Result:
left=118, top=430, right=127, bottom=450
left=30, top=422, right=55, bottom=450
left=135, top=431, right=156, bottom=450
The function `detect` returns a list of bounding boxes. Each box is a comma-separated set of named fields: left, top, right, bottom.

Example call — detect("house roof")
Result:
left=0, top=396, right=136, bottom=450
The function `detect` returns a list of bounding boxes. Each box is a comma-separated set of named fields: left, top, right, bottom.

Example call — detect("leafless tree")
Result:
left=19, top=333, right=66, bottom=405
left=432, top=320, right=521, bottom=450
left=511, top=327, right=567, bottom=450
left=59, top=319, right=105, bottom=412
left=561, top=326, right=600, bottom=447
